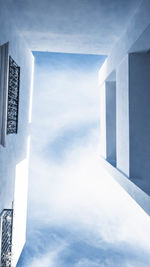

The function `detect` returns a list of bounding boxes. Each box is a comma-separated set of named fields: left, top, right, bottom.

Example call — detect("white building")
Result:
left=1, top=0, right=150, bottom=266
left=99, top=0, right=150, bottom=215
left=0, top=2, right=34, bottom=266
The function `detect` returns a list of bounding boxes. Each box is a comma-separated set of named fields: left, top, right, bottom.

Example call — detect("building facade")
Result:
left=99, top=0, right=150, bottom=215
left=1, top=0, right=150, bottom=265
left=0, top=2, right=34, bottom=266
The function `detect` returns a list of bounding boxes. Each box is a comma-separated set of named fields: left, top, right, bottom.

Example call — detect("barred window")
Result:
left=0, top=209, right=13, bottom=267
left=7, top=56, right=20, bottom=134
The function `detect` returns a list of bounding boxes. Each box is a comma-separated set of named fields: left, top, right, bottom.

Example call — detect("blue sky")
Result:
left=17, top=52, right=150, bottom=267
left=33, top=52, right=106, bottom=70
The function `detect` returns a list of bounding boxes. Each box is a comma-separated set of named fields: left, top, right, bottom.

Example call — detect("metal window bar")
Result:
left=7, top=56, right=20, bottom=134
left=0, top=209, right=13, bottom=267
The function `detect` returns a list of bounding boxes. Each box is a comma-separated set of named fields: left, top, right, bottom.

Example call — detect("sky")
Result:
left=17, top=52, right=150, bottom=267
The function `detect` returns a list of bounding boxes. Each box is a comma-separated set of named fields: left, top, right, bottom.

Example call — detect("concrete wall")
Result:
left=0, top=2, right=34, bottom=266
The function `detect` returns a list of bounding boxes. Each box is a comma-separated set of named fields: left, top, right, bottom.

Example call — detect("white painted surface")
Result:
left=99, top=0, right=150, bottom=201
left=2, top=0, right=142, bottom=54
left=99, top=157, right=150, bottom=216
left=129, top=52, right=150, bottom=195
left=11, top=137, right=30, bottom=267
left=99, top=0, right=150, bottom=84
left=0, top=2, right=33, bottom=211
left=0, top=3, right=34, bottom=266
left=100, top=83, right=106, bottom=158
left=111, top=52, right=150, bottom=196
left=116, top=55, right=129, bottom=177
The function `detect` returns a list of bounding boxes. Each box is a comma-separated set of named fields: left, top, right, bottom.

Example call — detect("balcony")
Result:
left=0, top=209, right=13, bottom=267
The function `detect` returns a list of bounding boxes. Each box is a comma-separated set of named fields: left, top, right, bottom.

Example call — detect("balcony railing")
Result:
left=0, top=209, right=13, bottom=267
left=7, top=56, right=20, bottom=134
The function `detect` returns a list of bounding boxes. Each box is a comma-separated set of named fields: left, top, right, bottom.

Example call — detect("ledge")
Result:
left=99, top=156, right=150, bottom=216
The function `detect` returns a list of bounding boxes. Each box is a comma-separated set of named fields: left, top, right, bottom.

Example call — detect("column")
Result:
left=116, top=52, right=150, bottom=194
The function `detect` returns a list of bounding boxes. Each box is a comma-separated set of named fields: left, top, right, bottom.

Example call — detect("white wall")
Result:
left=99, top=0, right=150, bottom=208
left=11, top=137, right=30, bottom=267
left=100, top=83, right=107, bottom=158
left=99, top=0, right=150, bottom=86
left=113, top=52, right=150, bottom=195
left=116, top=55, right=129, bottom=176
left=0, top=1, right=33, bottom=208
left=129, top=52, right=150, bottom=194
left=0, top=2, right=34, bottom=266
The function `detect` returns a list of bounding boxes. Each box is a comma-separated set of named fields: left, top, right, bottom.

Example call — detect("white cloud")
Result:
left=21, top=53, right=150, bottom=267
left=75, top=258, right=102, bottom=267
left=28, top=135, right=150, bottom=248
left=29, top=254, right=54, bottom=267
left=31, top=68, right=100, bottom=152
left=24, top=240, right=68, bottom=267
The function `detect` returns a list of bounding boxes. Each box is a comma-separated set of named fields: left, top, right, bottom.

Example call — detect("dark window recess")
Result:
left=7, top=56, right=20, bottom=134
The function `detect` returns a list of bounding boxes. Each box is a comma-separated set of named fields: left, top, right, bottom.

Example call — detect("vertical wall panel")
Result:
left=116, top=55, right=130, bottom=176
left=100, top=83, right=107, bottom=158
left=129, top=52, right=150, bottom=195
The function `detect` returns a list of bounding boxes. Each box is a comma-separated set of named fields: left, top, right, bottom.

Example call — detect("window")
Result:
left=0, top=209, right=13, bottom=267
left=7, top=56, right=20, bottom=134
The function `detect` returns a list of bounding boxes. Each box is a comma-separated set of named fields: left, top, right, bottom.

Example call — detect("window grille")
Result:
left=0, top=209, right=13, bottom=267
left=7, top=56, right=20, bottom=134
